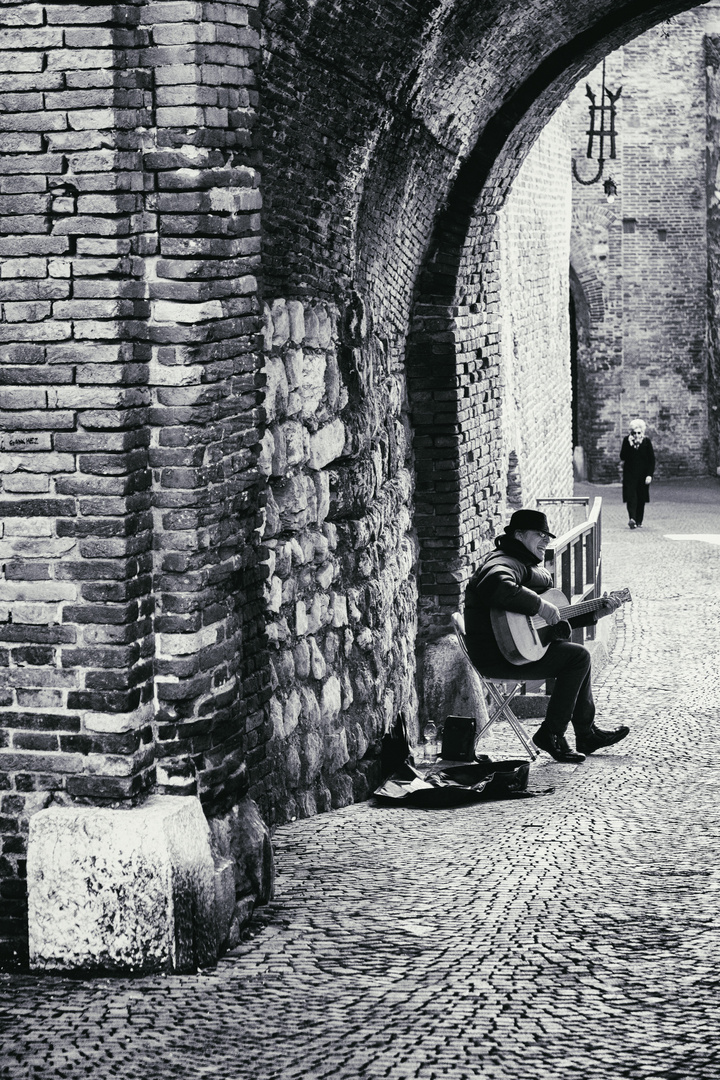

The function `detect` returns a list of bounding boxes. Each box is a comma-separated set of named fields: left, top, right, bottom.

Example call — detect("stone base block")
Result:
left=207, top=796, right=274, bottom=930
left=28, top=795, right=218, bottom=975
left=510, top=694, right=550, bottom=718
left=419, top=633, right=490, bottom=734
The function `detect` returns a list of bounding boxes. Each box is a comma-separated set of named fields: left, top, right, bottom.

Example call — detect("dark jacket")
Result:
left=464, top=534, right=596, bottom=668
left=620, top=436, right=655, bottom=504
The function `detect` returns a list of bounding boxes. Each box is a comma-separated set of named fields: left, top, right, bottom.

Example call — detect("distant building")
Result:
left=568, top=4, right=720, bottom=480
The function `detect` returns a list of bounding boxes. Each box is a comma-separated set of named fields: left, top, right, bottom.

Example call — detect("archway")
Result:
left=257, top=0, right=708, bottom=817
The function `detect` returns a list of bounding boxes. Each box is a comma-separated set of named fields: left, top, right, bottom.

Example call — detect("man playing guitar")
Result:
left=464, top=508, right=629, bottom=763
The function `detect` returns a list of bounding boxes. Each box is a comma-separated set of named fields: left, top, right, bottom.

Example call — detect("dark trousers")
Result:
left=626, top=488, right=646, bottom=525
left=471, top=641, right=595, bottom=737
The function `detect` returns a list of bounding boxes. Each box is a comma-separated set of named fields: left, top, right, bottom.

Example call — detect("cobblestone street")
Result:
left=1, top=480, right=719, bottom=1080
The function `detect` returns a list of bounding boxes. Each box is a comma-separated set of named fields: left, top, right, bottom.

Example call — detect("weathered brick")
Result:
left=0, top=499, right=76, bottom=520
left=0, top=366, right=72, bottom=386
left=2, top=452, right=73, bottom=474
left=65, top=774, right=140, bottom=800
left=46, top=5, right=116, bottom=25
left=0, top=432, right=51, bottom=452
left=0, top=751, right=82, bottom=773
left=2, top=476, right=50, bottom=493
left=16, top=689, right=64, bottom=710
left=66, top=689, right=141, bottom=712
left=63, top=29, right=113, bottom=50
left=0, top=6, right=44, bottom=28
left=46, top=50, right=114, bottom=72
left=4, top=561, right=50, bottom=581
left=12, top=733, right=59, bottom=753
left=0, top=411, right=74, bottom=431
left=0, top=28, right=63, bottom=48
left=3, top=301, right=52, bottom=322
left=0, top=388, right=46, bottom=410
left=0, top=237, right=67, bottom=256
left=0, top=626, right=75, bottom=645
left=0, top=324, right=70, bottom=343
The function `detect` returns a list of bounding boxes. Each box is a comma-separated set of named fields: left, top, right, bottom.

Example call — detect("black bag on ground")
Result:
left=456, top=756, right=531, bottom=798
left=441, top=715, right=476, bottom=761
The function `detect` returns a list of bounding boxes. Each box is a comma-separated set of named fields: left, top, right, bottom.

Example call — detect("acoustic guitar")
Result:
left=490, top=587, right=632, bottom=665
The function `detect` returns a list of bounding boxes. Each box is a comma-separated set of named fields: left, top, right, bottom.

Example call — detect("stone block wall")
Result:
left=259, top=296, right=417, bottom=822
left=706, top=32, right=720, bottom=465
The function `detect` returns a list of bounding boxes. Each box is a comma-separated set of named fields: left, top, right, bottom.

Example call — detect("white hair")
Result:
left=629, top=418, right=646, bottom=433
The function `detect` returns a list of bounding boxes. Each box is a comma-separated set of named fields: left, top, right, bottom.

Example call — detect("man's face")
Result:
left=516, top=529, right=550, bottom=560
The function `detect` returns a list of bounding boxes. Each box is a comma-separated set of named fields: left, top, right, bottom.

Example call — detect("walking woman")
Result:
left=620, top=418, right=656, bottom=529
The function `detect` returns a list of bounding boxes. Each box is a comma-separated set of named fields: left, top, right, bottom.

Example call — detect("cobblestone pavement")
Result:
left=1, top=480, right=719, bottom=1080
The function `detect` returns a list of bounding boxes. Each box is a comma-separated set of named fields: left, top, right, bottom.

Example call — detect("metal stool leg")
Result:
left=451, top=611, right=540, bottom=761
left=480, top=679, right=539, bottom=760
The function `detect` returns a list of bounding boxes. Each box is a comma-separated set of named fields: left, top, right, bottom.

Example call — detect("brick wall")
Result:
left=568, top=7, right=720, bottom=480
left=0, top=0, right=153, bottom=966
left=142, top=0, right=266, bottom=819
left=497, top=107, right=575, bottom=527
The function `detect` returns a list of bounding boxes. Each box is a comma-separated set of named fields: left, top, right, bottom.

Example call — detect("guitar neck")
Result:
left=557, top=597, right=605, bottom=620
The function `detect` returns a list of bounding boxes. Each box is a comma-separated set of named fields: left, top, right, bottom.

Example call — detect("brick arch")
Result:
left=570, top=220, right=611, bottom=326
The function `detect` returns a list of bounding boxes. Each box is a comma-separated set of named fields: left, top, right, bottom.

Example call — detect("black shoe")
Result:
left=628, top=519, right=637, bottom=529
left=532, top=727, right=586, bottom=763
left=575, top=725, right=630, bottom=755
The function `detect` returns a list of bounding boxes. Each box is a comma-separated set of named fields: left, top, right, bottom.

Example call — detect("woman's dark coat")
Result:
left=620, top=436, right=656, bottom=505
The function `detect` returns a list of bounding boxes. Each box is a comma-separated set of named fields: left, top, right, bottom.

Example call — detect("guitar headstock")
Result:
left=609, top=587, right=632, bottom=605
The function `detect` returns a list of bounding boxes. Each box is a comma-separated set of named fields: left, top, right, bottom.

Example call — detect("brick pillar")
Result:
left=0, top=0, right=268, bottom=969
left=0, top=1, right=155, bottom=967
left=142, top=0, right=267, bottom=813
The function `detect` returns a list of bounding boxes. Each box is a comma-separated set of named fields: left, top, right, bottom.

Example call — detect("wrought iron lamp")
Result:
left=603, top=176, right=617, bottom=204
left=572, top=59, right=622, bottom=202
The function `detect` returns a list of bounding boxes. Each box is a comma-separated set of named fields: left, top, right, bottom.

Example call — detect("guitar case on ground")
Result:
left=373, top=756, right=553, bottom=807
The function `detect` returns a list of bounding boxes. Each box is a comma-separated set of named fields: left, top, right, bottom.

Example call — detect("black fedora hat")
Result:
left=504, top=508, right=556, bottom=538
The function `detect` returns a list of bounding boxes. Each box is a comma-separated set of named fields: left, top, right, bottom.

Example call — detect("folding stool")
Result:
left=451, top=611, right=540, bottom=761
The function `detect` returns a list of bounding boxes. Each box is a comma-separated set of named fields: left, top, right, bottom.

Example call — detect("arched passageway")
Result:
left=258, top=0, right=711, bottom=820
left=2, top=0, right=717, bottom=970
